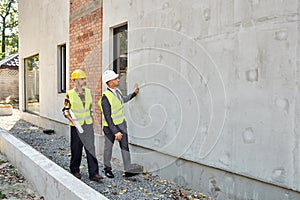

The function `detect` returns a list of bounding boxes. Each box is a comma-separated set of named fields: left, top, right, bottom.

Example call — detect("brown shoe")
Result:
left=73, top=172, right=81, bottom=179
left=89, top=174, right=103, bottom=182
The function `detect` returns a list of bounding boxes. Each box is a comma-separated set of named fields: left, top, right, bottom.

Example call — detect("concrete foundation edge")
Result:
left=130, top=145, right=300, bottom=200
left=0, top=129, right=108, bottom=200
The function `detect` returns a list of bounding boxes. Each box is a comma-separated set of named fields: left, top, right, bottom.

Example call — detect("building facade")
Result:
left=19, top=0, right=300, bottom=199
left=19, top=0, right=70, bottom=130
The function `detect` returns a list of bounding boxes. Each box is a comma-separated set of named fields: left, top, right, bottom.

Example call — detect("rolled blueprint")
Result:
left=69, top=110, right=84, bottom=133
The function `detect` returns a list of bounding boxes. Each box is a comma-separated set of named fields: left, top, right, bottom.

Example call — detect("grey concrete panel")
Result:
left=113, top=0, right=300, bottom=193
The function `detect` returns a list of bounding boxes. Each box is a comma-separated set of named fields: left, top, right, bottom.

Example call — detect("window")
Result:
left=58, top=44, right=66, bottom=93
left=113, top=24, right=128, bottom=95
left=24, top=54, right=39, bottom=114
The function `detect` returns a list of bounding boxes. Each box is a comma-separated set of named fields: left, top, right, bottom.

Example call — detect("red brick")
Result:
left=70, top=3, right=103, bottom=134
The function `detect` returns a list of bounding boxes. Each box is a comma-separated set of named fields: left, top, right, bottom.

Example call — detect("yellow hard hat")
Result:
left=71, top=69, right=86, bottom=80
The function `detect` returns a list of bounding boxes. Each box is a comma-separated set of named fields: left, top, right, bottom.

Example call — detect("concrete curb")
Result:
left=0, top=129, right=108, bottom=200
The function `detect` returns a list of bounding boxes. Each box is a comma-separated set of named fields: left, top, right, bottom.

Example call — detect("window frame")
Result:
left=113, top=24, right=128, bottom=95
left=24, top=54, right=40, bottom=115
left=57, top=44, right=67, bottom=93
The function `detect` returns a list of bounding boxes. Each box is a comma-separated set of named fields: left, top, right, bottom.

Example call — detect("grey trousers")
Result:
left=103, top=121, right=131, bottom=172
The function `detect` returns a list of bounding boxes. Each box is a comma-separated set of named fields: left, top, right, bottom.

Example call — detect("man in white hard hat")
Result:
left=98, top=70, right=143, bottom=178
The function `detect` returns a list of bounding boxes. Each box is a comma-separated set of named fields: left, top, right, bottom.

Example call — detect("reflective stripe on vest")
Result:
left=102, top=112, right=124, bottom=121
left=72, top=109, right=90, bottom=113
left=98, top=88, right=125, bottom=126
left=67, top=88, right=93, bottom=126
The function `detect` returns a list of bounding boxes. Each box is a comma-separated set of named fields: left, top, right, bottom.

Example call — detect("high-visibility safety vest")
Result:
left=98, top=88, right=125, bottom=126
left=67, top=88, right=93, bottom=126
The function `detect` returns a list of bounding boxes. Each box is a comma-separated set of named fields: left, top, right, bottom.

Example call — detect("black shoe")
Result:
left=73, top=172, right=81, bottom=179
left=124, top=171, right=139, bottom=177
left=89, top=174, right=103, bottom=182
left=104, top=170, right=115, bottom=178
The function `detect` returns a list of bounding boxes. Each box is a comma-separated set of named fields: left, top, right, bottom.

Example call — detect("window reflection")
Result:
left=25, top=54, right=39, bottom=114
left=113, top=24, right=127, bottom=95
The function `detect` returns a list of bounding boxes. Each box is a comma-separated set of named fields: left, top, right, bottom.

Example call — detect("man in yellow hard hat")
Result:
left=98, top=70, right=143, bottom=178
left=62, top=69, right=102, bottom=182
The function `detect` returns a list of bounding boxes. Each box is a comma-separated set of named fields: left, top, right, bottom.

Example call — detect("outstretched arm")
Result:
left=123, top=83, right=139, bottom=103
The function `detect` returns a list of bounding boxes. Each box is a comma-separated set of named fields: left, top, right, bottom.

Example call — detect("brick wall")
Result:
left=70, top=0, right=90, bottom=14
left=69, top=0, right=103, bottom=133
left=0, top=68, right=19, bottom=101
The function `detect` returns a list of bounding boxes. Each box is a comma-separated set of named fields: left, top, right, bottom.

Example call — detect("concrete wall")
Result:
left=103, top=0, right=300, bottom=198
left=18, top=0, right=70, bottom=135
left=296, top=0, right=300, bottom=193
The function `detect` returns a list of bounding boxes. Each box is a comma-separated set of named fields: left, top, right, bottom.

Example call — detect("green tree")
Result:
left=0, top=0, right=18, bottom=60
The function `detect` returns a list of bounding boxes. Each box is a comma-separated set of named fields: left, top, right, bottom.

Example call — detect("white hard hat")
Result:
left=102, top=70, right=119, bottom=83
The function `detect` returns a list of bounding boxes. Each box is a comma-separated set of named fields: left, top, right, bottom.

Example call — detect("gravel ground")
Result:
left=0, top=154, right=44, bottom=200
left=0, top=110, right=210, bottom=200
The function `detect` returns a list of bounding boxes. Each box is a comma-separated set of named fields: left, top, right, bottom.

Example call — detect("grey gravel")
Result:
left=0, top=154, right=44, bottom=200
left=0, top=110, right=210, bottom=200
